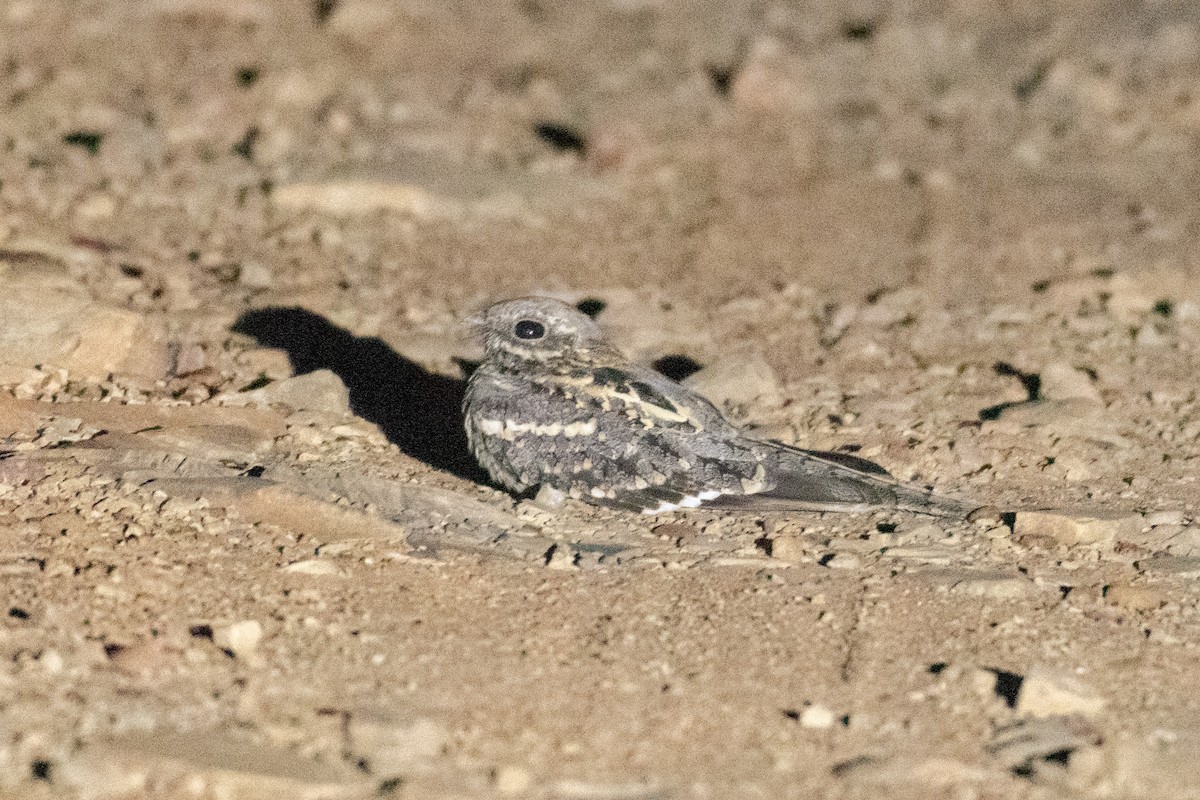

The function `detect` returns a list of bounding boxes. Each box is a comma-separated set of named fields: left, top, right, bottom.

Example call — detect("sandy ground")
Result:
left=2, top=1, right=1200, bottom=798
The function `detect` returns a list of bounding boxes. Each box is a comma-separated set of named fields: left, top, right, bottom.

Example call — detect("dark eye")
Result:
left=514, top=319, right=545, bottom=340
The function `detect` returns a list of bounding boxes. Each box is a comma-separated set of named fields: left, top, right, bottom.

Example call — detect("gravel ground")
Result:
left=2, top=1, right=1200, bottom=798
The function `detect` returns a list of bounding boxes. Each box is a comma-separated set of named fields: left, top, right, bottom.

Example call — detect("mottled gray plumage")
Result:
left=463, top=297, right=977, bottom=517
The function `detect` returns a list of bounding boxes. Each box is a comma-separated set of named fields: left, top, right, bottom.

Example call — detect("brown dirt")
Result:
left=2, top=1, right=1200, bottom=798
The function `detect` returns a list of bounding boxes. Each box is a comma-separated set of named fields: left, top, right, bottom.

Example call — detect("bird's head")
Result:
left=470, top=297, right=610, bottom=367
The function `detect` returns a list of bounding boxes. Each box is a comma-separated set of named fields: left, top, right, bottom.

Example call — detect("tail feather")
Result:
left=711, top=442, right=978, bottom=518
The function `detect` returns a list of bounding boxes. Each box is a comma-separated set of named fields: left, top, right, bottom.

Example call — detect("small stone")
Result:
left=1016, top=666, right=1107, bottom=719
left=1104, top=583, right=1167, bottom=612
left=532, top=484, right=567, bottom=510
left=1134, top=556, right=1200, bottom=577
left=683, top=353, right=783, bottom=409
left=1038, top=362, right=1103, bottom=403
left=799, top=704, right=837, bottom=729
left=951, top=575, right=1038, bottom=599
left=231, top=369, right=351, bottom=416
left=494, top=766, right=533, bottom=795
left=238, top=261, right=273, bottom=290
left=770, top=534, right=808, bottom=563
left=283, top=559, right=346, bottom=577
left=215, top=620, right=263, bottom=658
left=173, top=343, right=208, bottom=376
left=1013, top=509, right=1142, bottom=547
left=75, top=192, right=117, bottom=220
left=966, top=505, right=1003, bottom=525
left=348, top=711, right=447, bottom=774
left=272, top=181, right=456, bottom=219
left=1164, top=528, right=1200, bottom=557
left=59, top=730, right=364, bottom=798
left=823, top=553, right=861, bottom=570
left=1145, top=510, right=1186, bottom=527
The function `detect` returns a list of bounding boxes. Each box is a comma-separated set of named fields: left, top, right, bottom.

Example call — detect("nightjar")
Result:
left=463, top=297, right=976, bottom=517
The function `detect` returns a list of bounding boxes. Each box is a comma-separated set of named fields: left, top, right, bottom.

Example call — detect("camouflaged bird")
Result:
left=463, top=297, right=977, bottom=517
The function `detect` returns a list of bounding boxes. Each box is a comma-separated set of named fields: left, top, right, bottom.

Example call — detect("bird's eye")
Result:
left=514, top=319, right=546, bottom=340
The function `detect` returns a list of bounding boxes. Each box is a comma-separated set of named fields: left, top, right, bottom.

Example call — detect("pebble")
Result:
left=230, top=369, right=351, bottom=416
left=799, top=704, right=837, bottom=729
left=348, top=711, right=448, bottom=774
left=951, top=574, right=1038, bottom=599
left=495, top=765, right=534, bottom=794
left=1016, top=666, right=1107, bottom=719
left=1104, top=583, right=1167, bottom=612
left=682, top=352, right=784, bottom=410
left=822, top=553, right=861, bottom=570
left=1134, top=556, right=1200, bottom=577
left=1038, top=362, right=1103, bottom=403
left=1145, top=510, right=1186, bottom=527
left=273, top=181, right=455, bottom=219
left=59, top=730, right=364, bottom=798
left=770, top=535, right=808, bottom=563
left=283, top=559, right=347, bottom=577
left=215, top=620, right=263, bottom=658
left=1013, top=509, right=1143, bottom=547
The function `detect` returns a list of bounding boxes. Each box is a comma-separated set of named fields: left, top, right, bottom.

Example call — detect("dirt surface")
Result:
left=2, top=1, right=1200, bottom=798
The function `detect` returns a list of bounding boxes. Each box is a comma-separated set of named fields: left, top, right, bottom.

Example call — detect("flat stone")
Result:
left=1104, top=583, right=1167, bottom=612
left=1134, top=556, right=1200, bottom=577
left=0, top=274, right=170, bottom=380
left=799, top=704, right=837, bottom=729
left=348, top=710, right=448, bottom=775
left=1016, top=666, right=1107, bottom=719
left=226, top=369, right=351, bottom=416
left=683, top=352, right=783, bottom=409
left=1038, top=362, right=1103, bottom=404
left=60, top=730, right=366, bottom=799
left=951, top=574, right=1039, bottom=599
left=215, top=620, right=263, bottom=658
left=1013, top=509, right=1143, bottom=547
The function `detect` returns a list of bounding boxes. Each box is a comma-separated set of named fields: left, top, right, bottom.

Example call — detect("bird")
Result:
left=462, top=297, right=978, bottom=518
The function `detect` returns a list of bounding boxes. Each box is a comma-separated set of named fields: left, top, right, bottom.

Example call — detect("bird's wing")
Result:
left=704, top=439, right=978, bottom=517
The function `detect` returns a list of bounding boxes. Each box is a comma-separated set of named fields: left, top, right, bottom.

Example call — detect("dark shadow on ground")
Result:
left=232, top=307, right=488, bottom=483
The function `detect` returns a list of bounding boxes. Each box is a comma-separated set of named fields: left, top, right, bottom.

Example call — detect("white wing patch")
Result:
left=477, top=418, right=597, bottom=441
left=640, top=490, right=723, bottom=515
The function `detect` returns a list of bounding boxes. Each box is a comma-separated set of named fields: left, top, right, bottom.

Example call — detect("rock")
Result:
left=730, top=38, right=803, bottom=113
left=347, top=711, right=447, bottom=775
left=991, top=398, right=1105, bottom=426
left=59, top=730, right=365, bottom=799
left=1164, top=527, right=1200, bottom=556
left=770, top=534, right=808, bottom=563
left=988, top=715, right=1103, bottom=769
left=215, top=620, right=263, bottom=658
left=272, top=181, right=461, bottom=219
left=227, top=369, right=351, bottom=416
left=238, top=261, right=273, bottom=290
left=1145, top=510, right=1186, bottom=527
left=1016, top=666, right=1107, bottom=719
left=1013, top=509, right=1143, bottom=547
left=1038, top=362, right=1103, bottom=404
left=798, top=704, right=837, bottom=729
left=1104, top=583, right=1167, bottom=612
left=1134, top=556, right=1200, bottom=577
left=494, top=766, right=533, bottom=795
left=951, top=574, right=1039, bottom=599
left=822, top=553, right=861, bottom=570
left=0, top=275, right=170, bottom=380
left=683, top=353, right=783, bottom=409
left=283, top=559, right=346, bottom=577
left=146, top=481, right=410, bottom=547
left=594, top=289, right=713, bottom=363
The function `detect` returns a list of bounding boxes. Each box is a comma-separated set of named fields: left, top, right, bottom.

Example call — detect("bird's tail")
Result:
left=708, top=441, right=979, bottom=518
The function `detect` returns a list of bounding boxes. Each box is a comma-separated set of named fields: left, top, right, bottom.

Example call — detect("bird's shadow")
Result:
left=232, top=307, right=489, bottom=483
